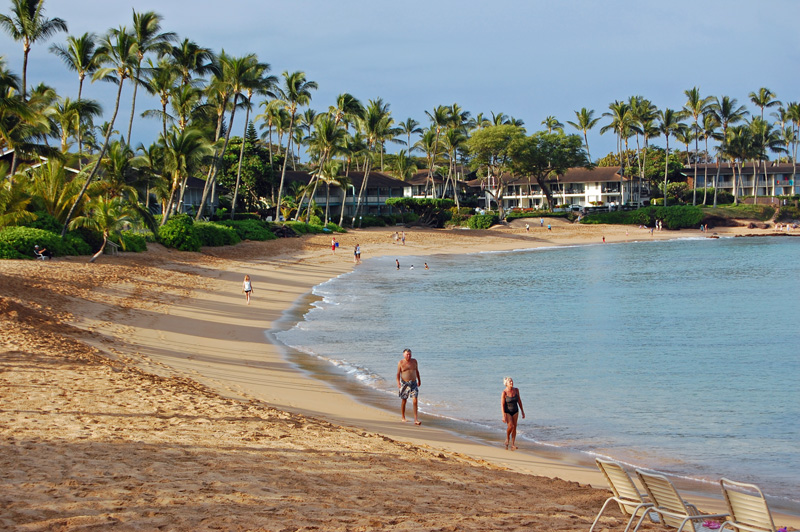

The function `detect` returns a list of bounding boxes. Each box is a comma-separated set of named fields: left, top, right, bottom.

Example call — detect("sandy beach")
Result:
left=2, top=220, right=797, bottom=531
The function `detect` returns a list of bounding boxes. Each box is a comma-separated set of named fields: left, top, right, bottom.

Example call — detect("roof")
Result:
left=280, top=170, right=410, bottom=190
left=684, top=162, right=800, bottom=176
left=465, top=166, right=627, bottom=187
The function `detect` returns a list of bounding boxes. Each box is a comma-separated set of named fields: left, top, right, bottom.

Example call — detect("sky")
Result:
left=1, top=0, right=798, bottom=161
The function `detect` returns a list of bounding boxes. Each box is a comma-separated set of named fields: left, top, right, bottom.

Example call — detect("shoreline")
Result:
left=265, top=228, right=800, bottom=517
left=2, top=221, right=798, bottom=530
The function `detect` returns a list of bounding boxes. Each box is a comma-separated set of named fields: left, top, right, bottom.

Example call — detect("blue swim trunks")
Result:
left=399, top=379, right=418, bottom=400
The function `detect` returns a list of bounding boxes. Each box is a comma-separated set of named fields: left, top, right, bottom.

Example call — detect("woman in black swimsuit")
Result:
left=501, top=376, right=525, bottom=450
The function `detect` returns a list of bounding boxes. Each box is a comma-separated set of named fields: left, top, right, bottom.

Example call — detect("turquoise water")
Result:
left=275, top=236, right=800, bottom=506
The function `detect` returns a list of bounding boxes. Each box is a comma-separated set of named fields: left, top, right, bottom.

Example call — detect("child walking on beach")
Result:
left=242, top=275, right=253, bottom=304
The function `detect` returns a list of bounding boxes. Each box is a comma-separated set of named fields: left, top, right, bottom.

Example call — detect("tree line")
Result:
left=2, top=0, right=797, bottom=239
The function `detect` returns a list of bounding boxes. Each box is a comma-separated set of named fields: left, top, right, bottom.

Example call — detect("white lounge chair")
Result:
left=719, top=478, right=778, bottom=532
left=590, top=459, right=654, bottom=532
left=633, top=469, right=728, bottom=532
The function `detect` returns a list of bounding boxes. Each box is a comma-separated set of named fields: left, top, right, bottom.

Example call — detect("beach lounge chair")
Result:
left=590, top=459, right=654, bottom=532
left=633, top=470, right=729, bottom=532
left=719, top=478, right=778, bottom=532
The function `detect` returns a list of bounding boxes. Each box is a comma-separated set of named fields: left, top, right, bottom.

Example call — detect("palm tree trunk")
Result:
left=324, top=183, right=330, bottom=224
left=352, top=158, right=372, bottom=227
left=197, top=99, right=237, bottom=221
left=231, top=101, right=251, bottom=220
left=663, top=137, right=670, bottom=207
left=89, top=233, right=108, bottom=263
left=692, top=133, right=699, bottom=205
left=126, top=64, right=141, bottom=143
left=713, top=158, right=720, bottom=208
left=275, top=112, right=296, bottom=222
left=61, top=79, right=126, bottom=238
left=77, top=76, right=86, bottom=168
left=338, top=186, right=347, bottom=226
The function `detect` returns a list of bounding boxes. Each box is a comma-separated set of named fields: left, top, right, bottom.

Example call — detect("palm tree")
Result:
left=656, top=108, right=685, bottom=206
left=0, top=170, right=34, bottom=226
left=132, top=141, right=164, bottom=210
left=541, top=115, right=564, bottom=133
left=49, top=32, right=101, bottom=161
left=786, top=102, right=800, bottom=178
left=424, top=104, right=450, bottom=194
left=674, top=124, right=693, bottom=165
left=50, top=96, right=102, bottom=153
left=169, top=38, right=215, bottom=89
left=699, top=112, right=722, bottom=206
left=628, top=96, right=658, bottom=203
left=567, top=108, right=600, bottom=162
left=329, top=93, right=364, bottom=129
left=61, top=26, right=138, bottom=238
left=442, top=127, right=466, bottom=206
left=602, top=101, right=636, bottom=205
left=255, top=98, right=283, bottom=167
left=161, top=126, right=210, bottom=223
left=392, top=149, right=417, bottom=181
left=749, top=117, right=784, bottom=197
left=749, top=88, right=780, bottom=123
left=398, top=117, right=422, bottom=154
left=0, top=0, right=67, bottom=101
left=140, top=58, right=178, bottom=139
left=352, top=98, right=392, bottom=226
left=723, top=125, right=755, bottom=204
left=301, top=114, right=346, bottom=220
left=68, top=195, right=138, bottom=262
left=126, top=10, right=175, bottom=143
left=683, top=87, right=712, bottom=205
left=49, top=32, right=99, bottom=102
left=231, top=55, right=276, bottom=220
left=274, top=70, right=317, bottom=222
left=0, top=59, right=51, bottom=173
left=312, top=158, right=343, bottom=224
left=92, top=138, right=138, bottom=200
left=24, top=158, right=81, bottom=223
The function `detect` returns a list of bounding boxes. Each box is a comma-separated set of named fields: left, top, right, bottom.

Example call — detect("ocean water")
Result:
left=274, top=236, right=800, bottom=506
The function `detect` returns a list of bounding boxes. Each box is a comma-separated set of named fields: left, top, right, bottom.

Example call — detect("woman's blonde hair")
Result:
left=503, top=376, right=513, bottom=387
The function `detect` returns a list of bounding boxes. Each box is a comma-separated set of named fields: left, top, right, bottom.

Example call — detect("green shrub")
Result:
left=113, top=231, right=148, bottom=252
left=0, top=226, right=91, bottom=259
left=195, top=222, right=241, bottom=247
left=63, top=233, right=93, bottom=255
left=23, top=211, right=63, bottom=233
left=581, top=205, right=703, bottom=229
left=220, top=219, right=276, bottom=241
left=324, top=222, right=346, bottom=233
left=158, top=214, right=201, bottom=251
left=505, top=210, right=566, bottom=221
left=777, top=204, right=800, bottom=221
left=466, top=213, right=499, bottom=229
left=0, top=240, right=26, bottom=259
left=69, top=226, right=104, bottom=251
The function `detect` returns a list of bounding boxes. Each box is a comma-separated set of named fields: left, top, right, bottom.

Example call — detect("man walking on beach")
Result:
left=397, top=348, right=421, bottom=425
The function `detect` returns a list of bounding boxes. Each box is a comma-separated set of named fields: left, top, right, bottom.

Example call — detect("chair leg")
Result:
left=589, top=498, right=615, bottom=532
left=632, top=509, right=656, bottom=532
left=624, top=503, right=651, bottom=532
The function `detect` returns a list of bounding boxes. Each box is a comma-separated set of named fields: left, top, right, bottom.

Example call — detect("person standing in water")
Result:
left=242, top=275, right=253, bottom=304
left=501, top=376, right=525, bottom=450
left=397, top=348, right=421, bottom=425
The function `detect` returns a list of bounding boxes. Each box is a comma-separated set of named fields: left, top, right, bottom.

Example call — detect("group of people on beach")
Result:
left=331, top=236, right=362, bottom=263
left=396, top=349, right=524, bottom=450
